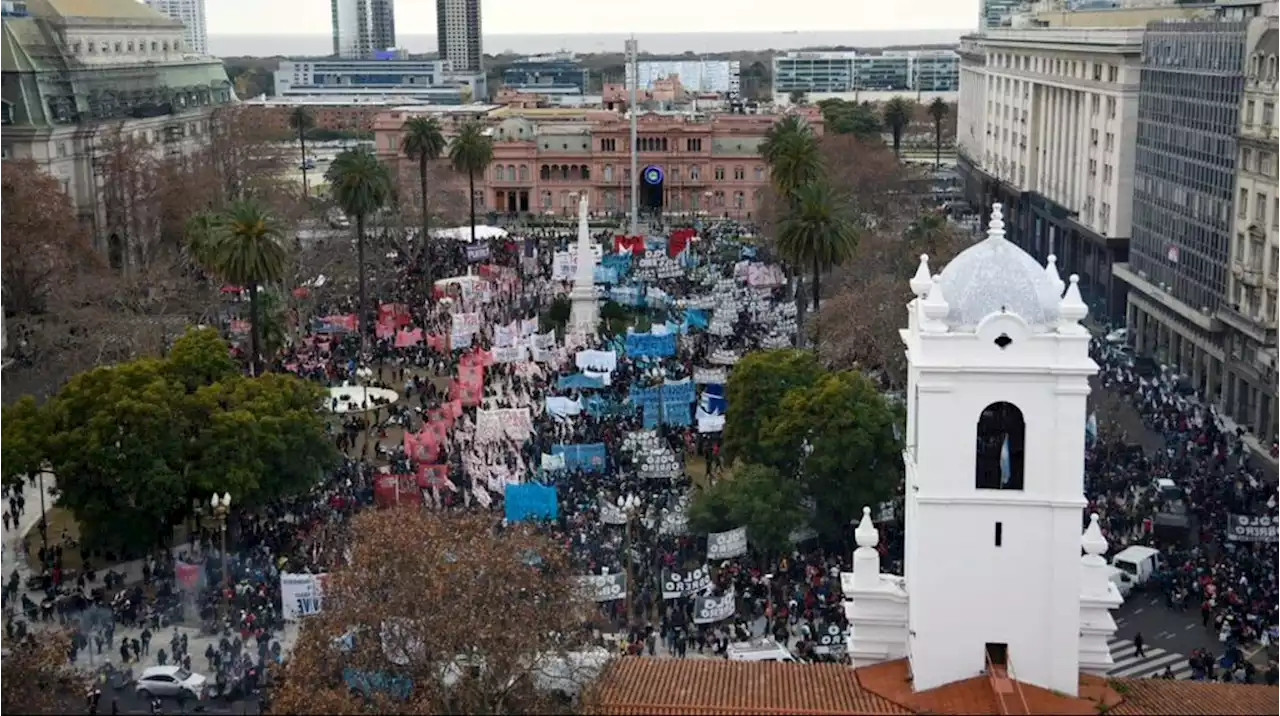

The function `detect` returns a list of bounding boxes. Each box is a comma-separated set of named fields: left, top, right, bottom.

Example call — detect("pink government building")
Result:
left=372, top=105, right=824, bottom=220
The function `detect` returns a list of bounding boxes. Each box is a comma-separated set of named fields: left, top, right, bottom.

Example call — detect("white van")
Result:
left=1111, top=546, right=1161, bottom=592
left=726, top=637, right=796, bottom=663
left=1106, top=565, right=1132, bottom=599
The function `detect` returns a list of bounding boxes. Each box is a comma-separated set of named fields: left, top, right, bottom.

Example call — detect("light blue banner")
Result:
left=505, top=483, right=559, bottom=522
left=557, top=373, right=606, bottom=391
left=551, top=443, right=608, bottom=472
left=625, top=332, right=677, bottom=358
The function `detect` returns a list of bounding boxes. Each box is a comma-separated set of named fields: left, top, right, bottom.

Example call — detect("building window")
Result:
left=754, top=166, right=764, bottom=181
left=1256, top=193, right=1267, bottom=224
left=1246, top=100, right=1256, bottom=126
left=686, top=138, right=702, bottom=152
left=1239, top=189, right=1249, bottom=220
left=734, top=191, right=744, bottom=209
left=540, top=165, right=550, bottom=180
left=581, top=166, right=590, bottom=180
left=714, top=166, right=725, bottom=181
left=690, top=166, right=700, bottom=181
left=601, top=138, right=616, bottom=152
left=519, top=165, right=528, bottom=182
left=975, top=402, right=1025, bottom=491
left=495, top=165, right=505, bottom=181
left=1263, top=102, right=1275, bottom=128
left=56, top=141, right=68, bottom=158
left=1243, top=148, right=1254, bottom=173
left=603, top=165, right=613, bottom=182
left=733, top=166, right=744, bottom=180
left=1107, top=65, right=1118, bottom=83
left=541, top=191, right=552, bottom=209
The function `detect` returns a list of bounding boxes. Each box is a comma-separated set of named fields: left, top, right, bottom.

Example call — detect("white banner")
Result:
left=452, top=312, right=481, bottom=335
left=493, top=345, right=528, bottom=364
left=494, top=322, right=517, bottom=348
left=533, top=330, right=556, bottom=349
left=575, top=573, right=627, bottom=602
left=621, top=431, right=680, bottom=479
left=708, top=349, right=740, bottom=366
left=450, top=331, right=474, bottom=350
left=541, top=452, right=566, bottom=471
left=707, top=526, right=748, bottom=560
left=575, top=349, right=618, bottom=373
left=599, top=501, right=628, bottom=525
left=280, top=572, right=328, bottom=621
left=693, top=367, right=728, bottom=385
left=693, top=588, right=735, bottom=624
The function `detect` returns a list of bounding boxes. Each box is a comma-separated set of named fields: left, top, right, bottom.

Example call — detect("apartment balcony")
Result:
left=1218, top=301, right=1276, bottom=348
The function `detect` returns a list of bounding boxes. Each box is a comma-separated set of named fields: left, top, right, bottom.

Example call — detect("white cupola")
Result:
left=900, top=203, right=1098, bottom=696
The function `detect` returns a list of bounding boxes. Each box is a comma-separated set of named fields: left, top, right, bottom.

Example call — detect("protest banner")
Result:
left=1227, top=514, right=1279, bottom=542
left=575, top=573, right=627, bottom=602
left=693, top=367, right=728, bottom=385
left=813, top=622, right=847, bottom=655
left=504, top=483, right=559, bottom=522
left=706, top=526, right=748, bottom=560
left=280, top=572, right=329, bottom=621
left=575, top=349, right=618, bottom=373
left=662, top=565, right=711, bottom=600
left=621, top=431, right=681, bottom=479
left=625, top=332, right=677, bottom=358
left=693, top=589, right=735, bottom=624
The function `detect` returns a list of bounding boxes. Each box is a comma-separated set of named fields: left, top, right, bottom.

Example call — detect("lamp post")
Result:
left=649, top=365, right=668, bottom=429
left=210, top=492, right=232, bottom=624
left=617, top=493, right=641, bottom=625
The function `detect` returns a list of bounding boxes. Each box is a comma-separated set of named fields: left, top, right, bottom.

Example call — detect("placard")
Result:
left=813, top=622, right=847, bottom=655
left=693, top=367, right=728, bottom=384
left=280, top=572, right=329, bottom=621
left=621, top=430, right=681, bottom=479
left=707, top=526, right=748, bottom=560
left=662, top=565, right=712, bottom=600
left=1227, top=514, right=1279, bottom=542
left=575, top=573, right=627, bottom=602
left=693, top=589, right=735, bottom=624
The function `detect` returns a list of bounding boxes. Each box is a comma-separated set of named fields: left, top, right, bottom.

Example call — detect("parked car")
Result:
left=135, top=665, right=208, bottom=701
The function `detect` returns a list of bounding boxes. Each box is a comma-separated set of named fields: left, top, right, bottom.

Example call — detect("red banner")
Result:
left=668, top=228, right=696, bottom=257
left=615, top=235, right=646, bottom=255
left=374, top=474, right=423, bottom=508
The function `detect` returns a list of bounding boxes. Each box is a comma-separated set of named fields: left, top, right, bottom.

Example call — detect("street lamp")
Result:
left=648, top=365, right=668, bottom=428
left=617, top=493, right=641, bottom=625
left=210, top=492, right=232, bottom=624
left=703, top=191, right=713, bottom=223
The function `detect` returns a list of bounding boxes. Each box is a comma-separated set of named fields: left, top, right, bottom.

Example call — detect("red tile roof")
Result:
left=587, top=657, right=1280, bottom=716
left=586, top=658, right=911, bottom=715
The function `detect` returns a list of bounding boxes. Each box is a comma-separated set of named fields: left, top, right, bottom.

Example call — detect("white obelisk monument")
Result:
left=569, top=193, right=600, bottom=334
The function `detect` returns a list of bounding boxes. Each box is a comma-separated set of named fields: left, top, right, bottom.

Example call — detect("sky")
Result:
left=204, top=0, right=979, bottom=35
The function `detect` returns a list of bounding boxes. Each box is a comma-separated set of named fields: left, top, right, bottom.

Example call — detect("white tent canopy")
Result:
left=431, top=225, right=509, bottom=242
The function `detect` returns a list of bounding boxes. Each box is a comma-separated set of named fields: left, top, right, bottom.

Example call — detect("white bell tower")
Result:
left=899, top=205, right=1097, bottom=695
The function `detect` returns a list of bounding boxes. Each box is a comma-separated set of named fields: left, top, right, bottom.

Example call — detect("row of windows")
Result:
left=595, top=137, right=705, bottom=153
left=527, top=188, right=764, bottom=211
left=69, top=37, right=182, bottom=55
left=987, top=52, right=1121, bottom=85
left=503, top=163, right=766, bottom=183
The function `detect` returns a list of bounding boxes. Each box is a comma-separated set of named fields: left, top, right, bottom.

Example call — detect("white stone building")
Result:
left=956, top=27, right=1145, bottom=323
left=142, top=0, right=206, bottom=55
left=843, top=204, right=1120, bottom=695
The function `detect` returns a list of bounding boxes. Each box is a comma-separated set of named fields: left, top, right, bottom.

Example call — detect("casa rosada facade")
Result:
left=372, top=107, right=824, bottom=218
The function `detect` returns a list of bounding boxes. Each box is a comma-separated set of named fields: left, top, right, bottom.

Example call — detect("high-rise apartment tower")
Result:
left=436, top=0, right=482, bottom=73
left=331, top=0, right=396, bottom=59
left=143, top=0, right=207, bottom=54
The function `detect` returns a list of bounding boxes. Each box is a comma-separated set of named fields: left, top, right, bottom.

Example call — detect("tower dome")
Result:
left=934, top=204, right=1063, bottom=331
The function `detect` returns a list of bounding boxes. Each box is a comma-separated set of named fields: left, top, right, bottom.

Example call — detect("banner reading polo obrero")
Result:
left=280, top=572, right=329, bottom=621
left=574, top=572, right=627, bottom=602
left=693, top=588, right=736, bottom=624
left=662, top=565, right=712, bottom=600
left=706, top=526, right=748, bottom=560
left=1227, top=514, right=1279, bottom=542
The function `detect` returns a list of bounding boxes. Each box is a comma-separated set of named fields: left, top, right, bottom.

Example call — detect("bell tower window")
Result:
left=975, top=401, right=1025, bottom=490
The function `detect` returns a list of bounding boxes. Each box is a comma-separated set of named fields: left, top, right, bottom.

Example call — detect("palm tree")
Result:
left=288, top=107, right=315, bottom=197
left=882, top=97, right=914, bottom=159
left=326, top=148, right=392, bottom=354
left=759, top=116, right=822, bottom=203
left=402, top=116, right=447, bottom=258
left=927, top=98, right=950, bottom=168
left=448, top=121, right=494, bottom=245
left=183, top=211, right=223, bottom=270
left=776, top=181, right=859, bottom=313
left=196, top=200, right=288, bottom=375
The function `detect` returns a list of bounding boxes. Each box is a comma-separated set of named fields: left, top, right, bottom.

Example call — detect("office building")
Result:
left=956, top=19, right=1166, bottom=324
left=274, top=59, right=478, bottom=103
left=436, top=0, right=482, bottom=74
left=1221, top=14, right=1278, bottom=442
left=501, top=53, right=588, bottom=101
left=1115, top=19, right=1248, bottom=410
left=143, top=0, right=206, bottom=55
left=331, top=0, right=396, bottom=59
left=980, top=0, right=1033, bottom=30
left=771, top=50, right=958, bottom=102
left=1, top=0, right=234, bottom=253
left=627, top=60, right=741, bottom=95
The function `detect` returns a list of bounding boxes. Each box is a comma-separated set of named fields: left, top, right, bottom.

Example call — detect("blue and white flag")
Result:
left=999, top=435, right=1012, bottom=486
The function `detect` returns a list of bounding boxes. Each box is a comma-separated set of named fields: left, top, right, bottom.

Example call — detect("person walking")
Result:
left=1133, top=632, right=1146, bottom=658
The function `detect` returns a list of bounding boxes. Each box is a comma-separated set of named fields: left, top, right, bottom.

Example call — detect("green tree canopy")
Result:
left=763, top=370, right=901, bottom=538
left=816, top=99, right=882, bottom=141
left=0, top=328, right=337, bottom=550
left=776, top=180, right=859, bottom=311
left=688, top=463, right=805, bottom=558
left=722, top=349, right=822, bottom=466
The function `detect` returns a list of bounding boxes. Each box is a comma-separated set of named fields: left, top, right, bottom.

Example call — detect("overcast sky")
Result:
left=204, top=0, right=979, bottom=35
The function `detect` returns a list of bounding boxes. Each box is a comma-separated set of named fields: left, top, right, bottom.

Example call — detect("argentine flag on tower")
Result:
left=999, top=435, right=1012, bottom=486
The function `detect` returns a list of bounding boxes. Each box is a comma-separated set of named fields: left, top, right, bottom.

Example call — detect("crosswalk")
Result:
left=1107, top=638, right=1194, bottom=680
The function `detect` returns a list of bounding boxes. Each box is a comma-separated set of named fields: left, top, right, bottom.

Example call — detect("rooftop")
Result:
left=26, top=0, right=178, bottom=25
left=587, top=658, right=1280, bottom=716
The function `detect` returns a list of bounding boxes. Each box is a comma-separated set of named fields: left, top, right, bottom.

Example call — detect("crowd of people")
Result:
left=1089, top=337, right=1278, bottom=682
